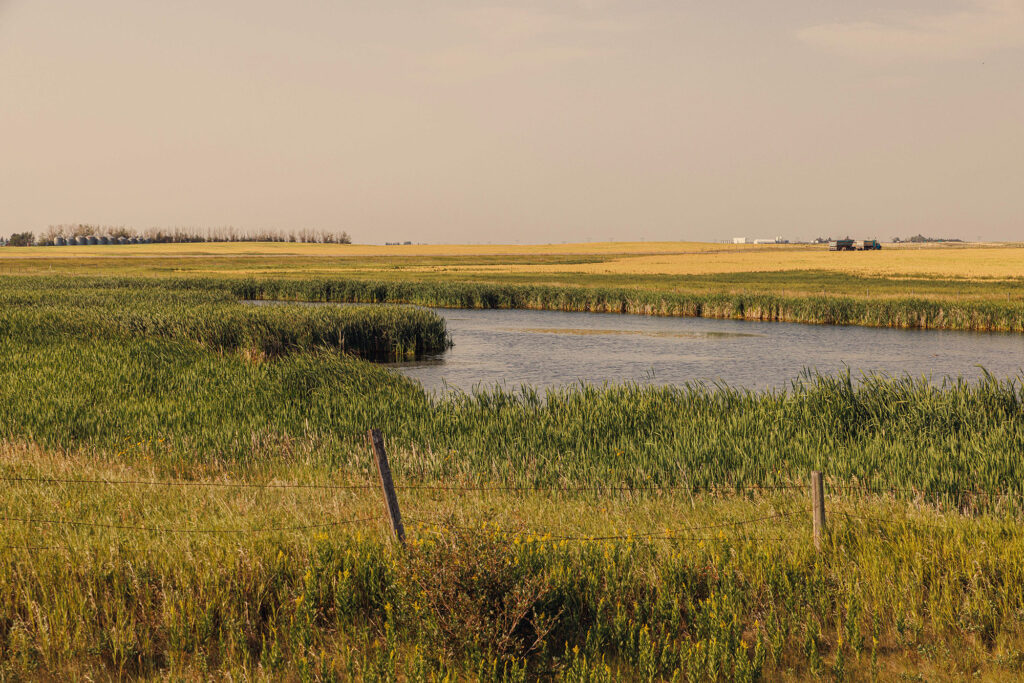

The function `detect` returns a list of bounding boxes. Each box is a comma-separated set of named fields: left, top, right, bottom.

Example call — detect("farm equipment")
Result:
left=829, top=239, right=881, bottom=251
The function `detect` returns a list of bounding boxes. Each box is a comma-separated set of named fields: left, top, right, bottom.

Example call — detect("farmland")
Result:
left=3, top=241, right=1024, bottom=332
left=4, top=239, right=1024, bottom=279
left=2, top=251, right=1024, bottom=678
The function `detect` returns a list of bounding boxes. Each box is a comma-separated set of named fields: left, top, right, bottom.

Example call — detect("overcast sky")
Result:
left=1, top=1, right=1021, bottom=243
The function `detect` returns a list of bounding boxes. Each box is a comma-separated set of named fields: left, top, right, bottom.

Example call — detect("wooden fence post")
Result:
left=811, top=470, right=826, bottom=550
left=368, top=429, right=405, bottom=546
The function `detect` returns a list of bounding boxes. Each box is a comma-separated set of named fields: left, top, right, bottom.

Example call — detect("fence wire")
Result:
left=0, top=474, right=376, bottom=491
left=0, top=514, right=378, bottom=535
left=7, top=473, right=1024, bottom=499
left=3, top=466, right=1021, bottom=550
left=407, top=508, right=811, bottom=542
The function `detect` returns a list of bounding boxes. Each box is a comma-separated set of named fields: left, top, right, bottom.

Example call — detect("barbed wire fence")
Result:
left=2, top=428, right=1021, bottom=551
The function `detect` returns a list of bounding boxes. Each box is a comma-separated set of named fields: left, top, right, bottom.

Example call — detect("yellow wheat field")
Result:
left=3, top=240, right=1022, bottom=279
left=0, top=240, right=736, bottom=259
left=435, top=245, right=1024, bottom=279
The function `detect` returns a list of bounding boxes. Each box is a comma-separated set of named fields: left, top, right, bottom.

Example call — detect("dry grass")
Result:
left=5, top=443, right=1024, bottom=680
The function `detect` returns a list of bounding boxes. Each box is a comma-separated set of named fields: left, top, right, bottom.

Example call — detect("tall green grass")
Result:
left=0, top=277, right=450, bottom=360
left=231, top=276, right=1024, bottom=332
left=2, top=275, right=1022, bottom=495
left=2, top=334, right=1023, bottom=500
left=6, top=272, right=1024, bottom=331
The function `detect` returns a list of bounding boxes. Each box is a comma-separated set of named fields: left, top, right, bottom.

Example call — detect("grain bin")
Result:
left=99, top=236, right=109, bottom=245
left=55, top=237, right=66, bottom=246
left=117, top=236, right=128, bottom=245
left=75, top=236, right=87, bottom=245
left=87, top=236, right=98, bottom=245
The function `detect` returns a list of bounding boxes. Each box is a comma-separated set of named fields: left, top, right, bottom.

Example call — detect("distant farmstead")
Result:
left=734, top=236, right=788, bottom=245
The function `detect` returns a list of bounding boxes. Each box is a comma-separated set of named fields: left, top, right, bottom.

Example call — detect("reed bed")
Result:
left=232, top=276, right=1024, bottom=332
left=4, top=267, right=1024, bottom=332
left=0, top=277, right=450, bottom=361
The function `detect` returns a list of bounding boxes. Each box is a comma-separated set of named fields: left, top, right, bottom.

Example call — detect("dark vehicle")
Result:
left=829, top=239, right=881, bottom=251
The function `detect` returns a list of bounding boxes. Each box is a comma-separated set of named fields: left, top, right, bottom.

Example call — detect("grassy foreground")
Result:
left=2, top=274, right=1024, bottom=679
left=5, top=446, right=1024, bottom=680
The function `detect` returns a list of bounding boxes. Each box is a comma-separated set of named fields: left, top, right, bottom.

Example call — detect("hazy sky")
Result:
left=2, top=1, right=1022, bottom=243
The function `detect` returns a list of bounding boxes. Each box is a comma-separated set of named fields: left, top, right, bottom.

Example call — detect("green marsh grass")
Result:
left=5, top=269, right=1024, bottom=331
left=233, top=276, right=1024, bottom=332
left=0, top=277, right=450, bottom=360
left=3, top=331, right=1023, bottom=500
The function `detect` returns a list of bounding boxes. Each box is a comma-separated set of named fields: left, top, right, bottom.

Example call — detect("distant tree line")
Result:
left=6, top=232, right=35, bottom=247
left=812, top=234, right=964, bottom=244
left=2, top=225, right=352, bottom=246
left=891, top=234, right=963, bottom=243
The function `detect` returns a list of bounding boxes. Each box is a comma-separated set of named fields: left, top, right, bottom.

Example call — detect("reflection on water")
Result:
left=390, top=307, right=1024, bottom=394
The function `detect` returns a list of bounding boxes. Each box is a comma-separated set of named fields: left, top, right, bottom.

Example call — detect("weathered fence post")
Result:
left=368, top=429, right=405, bottom=546
left=811, top=470, right=826, bottom=550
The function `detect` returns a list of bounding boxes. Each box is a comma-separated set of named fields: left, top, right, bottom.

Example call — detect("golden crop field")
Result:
left=0, top=240, right=734, bottom=259
left=591, top=245, right=1024, bottom=278
left=401, top=243, right=1024, bottom=279
left=4, top=240, right=1023, bottom=279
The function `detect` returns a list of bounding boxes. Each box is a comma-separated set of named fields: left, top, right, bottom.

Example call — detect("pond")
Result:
left=250, top=301, right=1024, bottom=392
left=386, top=307, right=1024, bottom=393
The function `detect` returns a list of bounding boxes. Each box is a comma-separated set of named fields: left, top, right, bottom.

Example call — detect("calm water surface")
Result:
left=252, top=302, right=1024, bottom=392
left=388, top=307, right=1024, bottom=393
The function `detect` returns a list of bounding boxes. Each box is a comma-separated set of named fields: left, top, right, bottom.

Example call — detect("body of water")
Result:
left=249, top=301, right=1024, bottom=392
left=390, top=307, right=1024, bottom=393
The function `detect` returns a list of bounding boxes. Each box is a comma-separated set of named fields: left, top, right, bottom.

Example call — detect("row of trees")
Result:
left=6, top=232, right=35, bottom=247
left=892, top=234, right=963, bottom=243
left=813, top=234, right=963, bottom=244
left=4, top=225, right=353, bottom=246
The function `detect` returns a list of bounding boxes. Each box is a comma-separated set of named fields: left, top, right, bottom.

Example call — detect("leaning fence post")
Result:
left=368, top=429, right=405, bottom=546
left=811, top=470, right=826, bottom=550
